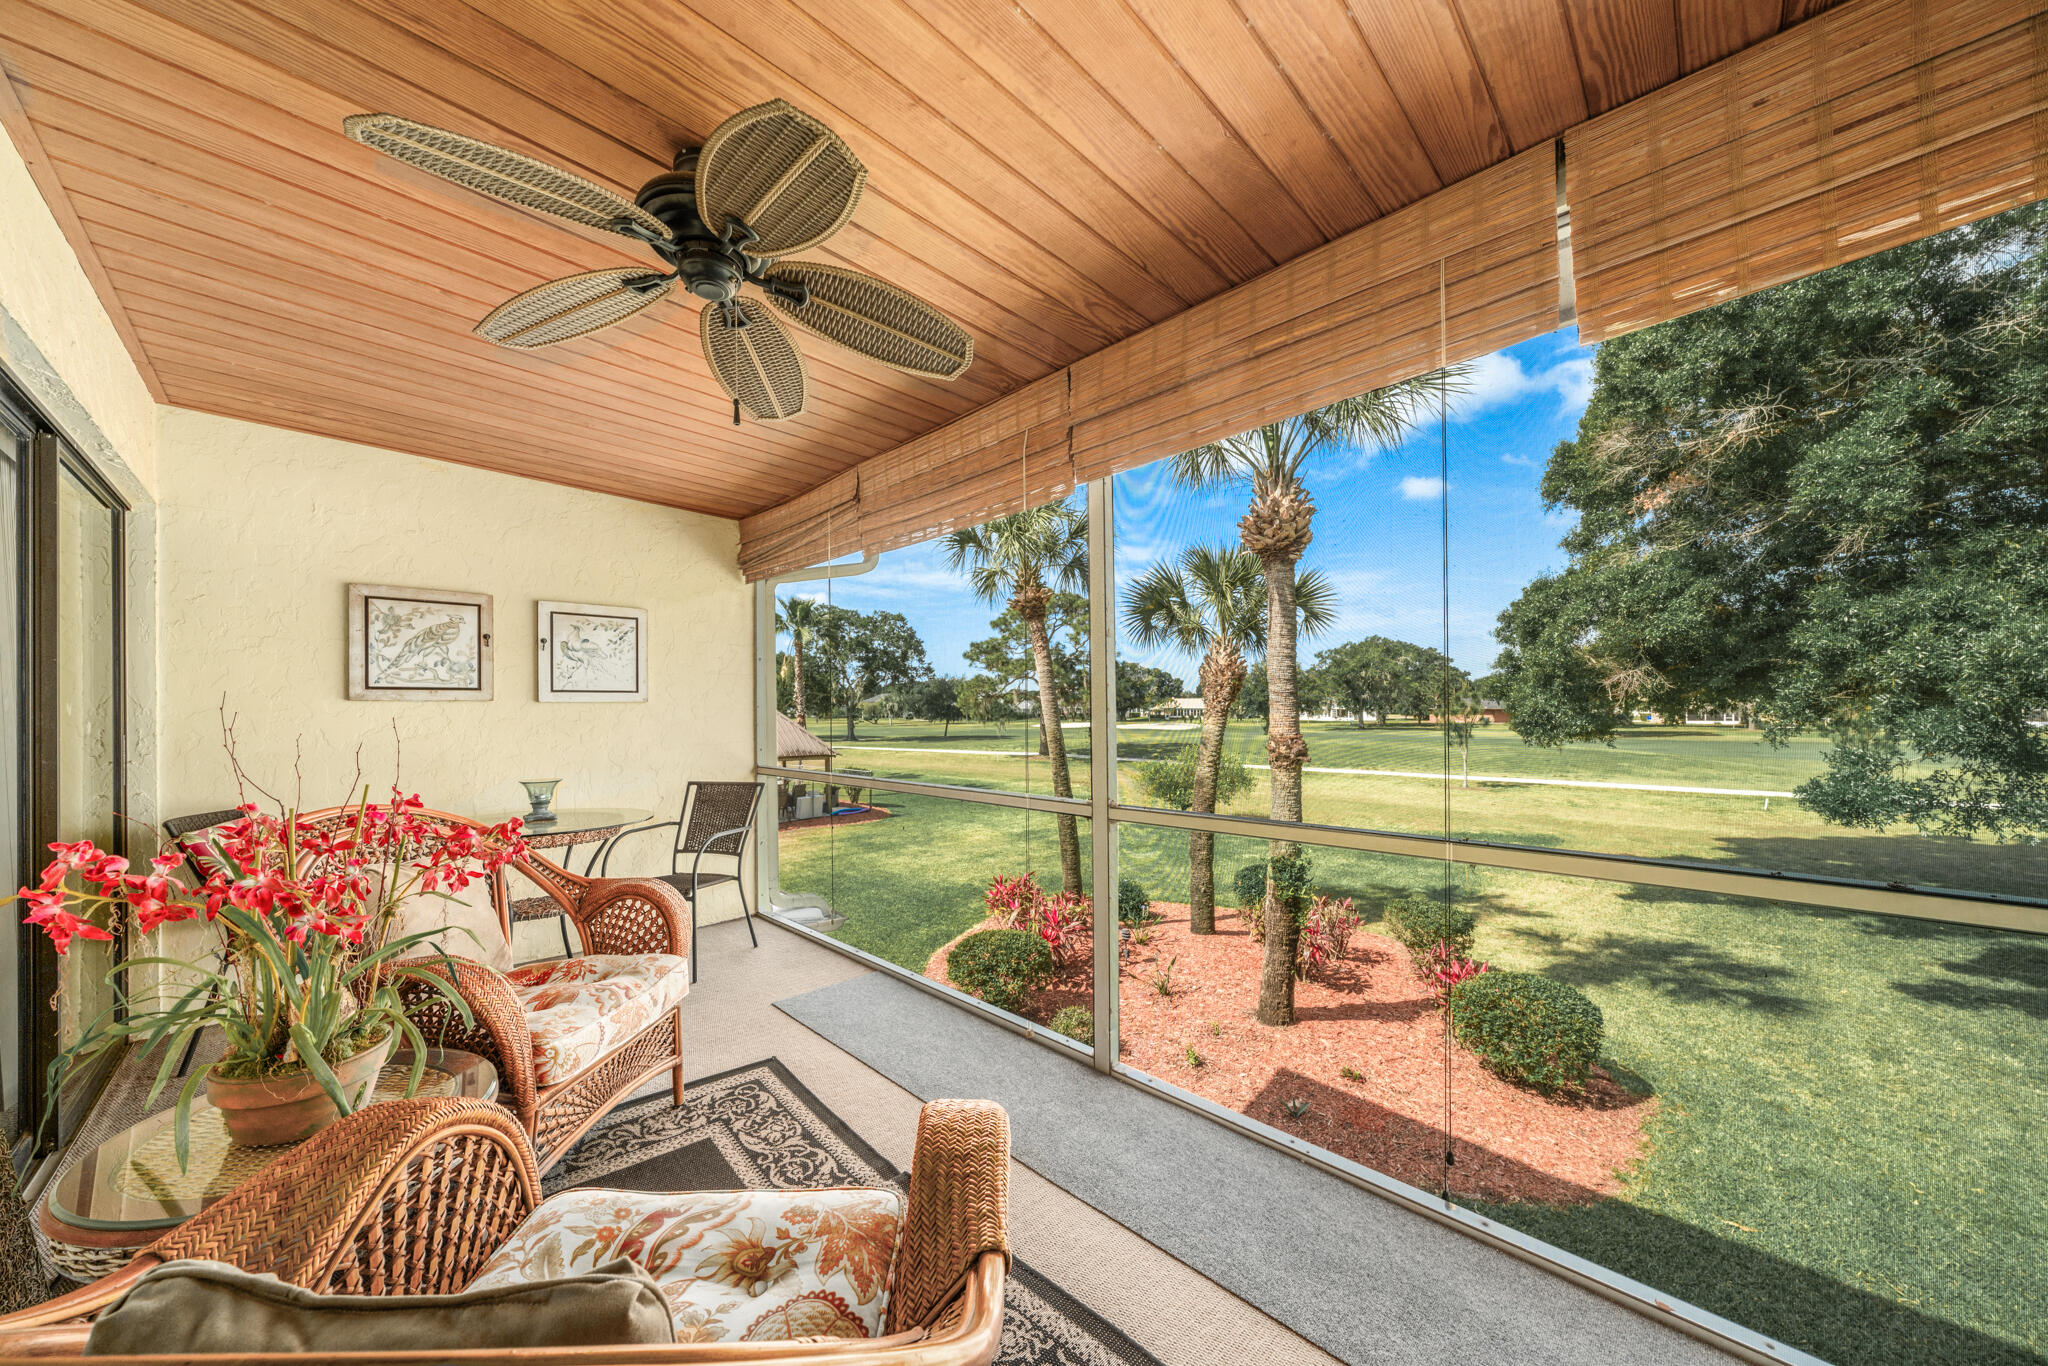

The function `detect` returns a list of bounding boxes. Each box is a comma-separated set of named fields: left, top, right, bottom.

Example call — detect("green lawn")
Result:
left=779, top=730, right=2048, bottom=1366
left=801, top=718, right=2046, bottom=898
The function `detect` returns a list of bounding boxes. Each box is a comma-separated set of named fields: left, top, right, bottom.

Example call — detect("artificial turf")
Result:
left=779, top=720, right=2047, bottom=1366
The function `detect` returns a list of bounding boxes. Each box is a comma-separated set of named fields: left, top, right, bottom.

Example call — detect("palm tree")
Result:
left=776, top=595, right=821, bottom=728
left=1170, top=372, right=1458, bottom=1025
left=944, top=499, right=1089, bottom=894
left=1123, top=545, right=1333, bottom=933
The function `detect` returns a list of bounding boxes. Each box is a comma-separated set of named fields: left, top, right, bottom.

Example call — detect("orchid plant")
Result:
left=11, top=791, right=530, bottom=1162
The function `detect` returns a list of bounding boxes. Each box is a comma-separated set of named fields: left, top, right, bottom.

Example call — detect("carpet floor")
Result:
left=554, top=1058, right=1162, bottom=1366
left=776, top=972, right=1740, bottom=1366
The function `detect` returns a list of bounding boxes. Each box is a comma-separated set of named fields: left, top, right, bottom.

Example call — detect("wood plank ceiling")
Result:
left=0, top=0, right=1840, bottom=520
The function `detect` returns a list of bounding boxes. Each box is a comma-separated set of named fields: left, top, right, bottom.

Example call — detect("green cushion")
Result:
left=85, top=1257, right=675, bottom=1355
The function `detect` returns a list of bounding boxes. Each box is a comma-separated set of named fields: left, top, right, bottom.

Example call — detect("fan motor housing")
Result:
left=636, top=150, right=749, bottom=304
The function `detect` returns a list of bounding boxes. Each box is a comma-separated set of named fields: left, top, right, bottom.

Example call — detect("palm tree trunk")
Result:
left=1257, top=552, right=1306, bottom=1026
left=792, top=640, right=807, bottom=728
left=1188, top=645, right=1245, bottom=935
left=1023, top=613, right=1084, bottom=895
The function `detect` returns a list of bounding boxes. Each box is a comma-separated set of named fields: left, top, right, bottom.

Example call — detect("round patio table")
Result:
left=39, top=1047, right=497, bottom=1282
left=474, top=806, right=654, bottom=930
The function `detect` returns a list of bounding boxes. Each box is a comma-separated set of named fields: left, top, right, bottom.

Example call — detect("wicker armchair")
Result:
left=0, top=1096, right=1010, bottom=1365
left=172, top=807, right=694, bottom=1172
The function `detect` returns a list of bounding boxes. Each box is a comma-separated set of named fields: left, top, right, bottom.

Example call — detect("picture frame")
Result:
left=537, top=600, right=648, bottom=703
left=347, top=583, right=493, bottom=701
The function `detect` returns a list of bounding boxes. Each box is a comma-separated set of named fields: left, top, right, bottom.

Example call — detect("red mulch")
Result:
left=931, top=904, right=1654, bottom=1205
left=778, top=804, right=894, bottom=834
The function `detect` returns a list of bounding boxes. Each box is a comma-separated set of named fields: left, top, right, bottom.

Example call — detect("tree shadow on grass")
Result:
left=1246, top=1072, right=2040, bottom=1365
left=1893, top=939, right=2048, bottom=1019
left=1701, top=832, right=2048, bottom=901
left=1470, top=1194, right=2047, bottom=1366
left=1500, top=921, right=1814, bottom=1016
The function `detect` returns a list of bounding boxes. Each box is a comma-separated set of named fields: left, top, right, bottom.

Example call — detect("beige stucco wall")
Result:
left=156, top=407, right=758, bottom=924
left=0, top=126, right=156, bottom=494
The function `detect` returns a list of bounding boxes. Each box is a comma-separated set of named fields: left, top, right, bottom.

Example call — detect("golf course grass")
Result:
left=777, top=719, right=2047, bottom=1366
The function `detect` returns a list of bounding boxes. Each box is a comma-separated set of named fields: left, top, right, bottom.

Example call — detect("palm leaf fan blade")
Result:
left=695, top=100, right=866, bottom=257
left=342, top=114, right=670, bottom=241
left=701, top=299, right=807, bottom=421
left=475, top=269, right=674, bottom=349
left=763, top=263, right=972, bottom=379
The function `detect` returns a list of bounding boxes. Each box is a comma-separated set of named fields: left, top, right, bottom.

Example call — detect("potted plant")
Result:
left=11, top=791, right=529, bottom=1159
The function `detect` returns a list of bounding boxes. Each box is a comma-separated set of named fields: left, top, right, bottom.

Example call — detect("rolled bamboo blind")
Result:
left=1568, top=0, right=2048, bottom=343
left=1068, top=147, right=1557, bottom=484
left=738, top=149, right=1554, bottom=580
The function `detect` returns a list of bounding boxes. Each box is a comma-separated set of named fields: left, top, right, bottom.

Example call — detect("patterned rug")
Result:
left=551, top=1059, right=1162, bottom=1366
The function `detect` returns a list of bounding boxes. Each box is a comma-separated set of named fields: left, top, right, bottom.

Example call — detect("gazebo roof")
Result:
left=776, top=713, right=837, bottom=763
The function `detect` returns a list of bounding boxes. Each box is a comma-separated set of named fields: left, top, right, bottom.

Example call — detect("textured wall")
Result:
left=157, top=407, right=757, bottom=922
left=0, top=126, right=156, bottom=494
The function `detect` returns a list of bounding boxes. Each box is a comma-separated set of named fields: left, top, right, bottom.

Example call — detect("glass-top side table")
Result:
left=39, top=1048, right=497, bottom=1281
left=475, top=808, right=654, bottom=955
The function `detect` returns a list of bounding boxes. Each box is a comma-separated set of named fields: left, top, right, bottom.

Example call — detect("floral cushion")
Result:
left=466, top=1187, right=904, bottom=1343
left=506, top=954, right=688, bottom=1086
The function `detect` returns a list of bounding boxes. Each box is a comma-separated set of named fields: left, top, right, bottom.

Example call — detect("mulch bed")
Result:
left=930, top=904, right=1654, bottom=1206
left=778, top=804, right=895, bottom=834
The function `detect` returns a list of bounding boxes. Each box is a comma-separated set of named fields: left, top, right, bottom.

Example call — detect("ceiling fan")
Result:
left=343, top=100, right=974, bottom=424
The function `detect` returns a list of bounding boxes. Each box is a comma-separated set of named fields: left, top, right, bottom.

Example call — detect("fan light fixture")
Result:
left=344, top=101, right=974, bottom=424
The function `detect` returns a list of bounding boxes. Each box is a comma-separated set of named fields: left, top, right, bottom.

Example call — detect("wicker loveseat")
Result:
left=0, top=1096, right=1010, bottom=1364
left=177, top=807, right=695, bottom=1172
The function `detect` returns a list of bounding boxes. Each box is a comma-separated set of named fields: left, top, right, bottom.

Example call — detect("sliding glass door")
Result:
left=4, top=376, right=126, bottom=1162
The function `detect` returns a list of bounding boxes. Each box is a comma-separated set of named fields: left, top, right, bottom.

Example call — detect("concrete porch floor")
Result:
left=661, top=913, right=1343, bottom=1366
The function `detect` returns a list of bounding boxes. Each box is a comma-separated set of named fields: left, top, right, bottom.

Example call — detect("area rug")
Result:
left=552, top=1059, right=1161, bottom=1366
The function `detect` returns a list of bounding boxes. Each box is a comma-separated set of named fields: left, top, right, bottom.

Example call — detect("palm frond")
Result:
left=1293, top=567, right=1339, bottom=638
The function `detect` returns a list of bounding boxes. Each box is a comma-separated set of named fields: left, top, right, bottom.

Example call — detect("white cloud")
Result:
left=1500, top=452, right=1539, bottom=468
left=1453, top=351, right=1594, bottom=419
left=1399, top=475, right=1446, bottom=501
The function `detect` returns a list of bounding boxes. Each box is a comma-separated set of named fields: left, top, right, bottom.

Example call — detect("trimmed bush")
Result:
left=1117, top=878, right=1151, bottom=926
left=1232, top=862, right=1268, bottom=911
left=1383, top=896, right=1477, bottom=962
left=1450, top=971, right=1603, bottom=1093
left=1050, top=1005, right=1094, bottom=1045
left=948, top=929, right=1055, bottom=1015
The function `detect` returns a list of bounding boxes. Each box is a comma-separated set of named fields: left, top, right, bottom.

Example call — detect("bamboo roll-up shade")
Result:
left=737, top=468, right=859, bottom=582
left=1569, top=0, right=2048, bottom=344
left=1068, top=147, right=1558, bottom=483
left=853, top=374, right=1076, bottom=558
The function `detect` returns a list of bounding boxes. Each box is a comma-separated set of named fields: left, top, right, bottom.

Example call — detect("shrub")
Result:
left=1296, top=895, right=1361, bottom=981
left=984, top=872, right=1044, bottom=928
left=1235, top=854, right=1315, bottom=943
left=1451, top=971, right=1603, bottom=1093
left=1383, top=896, right=1477, bottom=967
left=1050, top=1005, right=1094, bottom=1046
left=1131, top=741, right=1253, bottom=811
left=1117, top=878, right=1151, bottom=926
left=948, top=929, right=1056, bottom=1015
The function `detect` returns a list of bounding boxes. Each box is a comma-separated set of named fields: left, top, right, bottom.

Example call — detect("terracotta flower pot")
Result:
left=205, top=1032, right=395, bottom=1147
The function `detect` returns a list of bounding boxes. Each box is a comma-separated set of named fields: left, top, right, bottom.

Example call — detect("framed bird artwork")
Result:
left=347, top=583, right=494, bottom=701
left=536, top=600, right=647, bottom=703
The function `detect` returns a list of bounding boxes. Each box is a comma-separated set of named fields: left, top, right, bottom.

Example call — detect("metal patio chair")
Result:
left=603, top=780, right=762, bottom=982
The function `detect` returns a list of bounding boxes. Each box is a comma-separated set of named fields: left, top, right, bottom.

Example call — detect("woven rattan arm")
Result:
left=393, top=956, right=538, bottom=1123
left=885, top=1099, right=1011, bottom=1334
left=0, top=1096, right=542, bottom=1355
left=571, top=877, right=691, bottom=958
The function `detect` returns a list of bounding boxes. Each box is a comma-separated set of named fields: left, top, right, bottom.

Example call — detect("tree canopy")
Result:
left=1118, top=663, right=1187, bottom=716
left=1309, top=636, right=1464, bottom=726
left=1493, top=202, right=2048, bottom=838
left=809, top=604, right=930, bottom=740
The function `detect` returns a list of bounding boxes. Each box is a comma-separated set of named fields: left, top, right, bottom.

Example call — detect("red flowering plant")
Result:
left=9, top=789, right=529, bottom=1161
left=1423, top=942, right=1491, bottom=1004
left=982, top=873, right=1091, bottom=968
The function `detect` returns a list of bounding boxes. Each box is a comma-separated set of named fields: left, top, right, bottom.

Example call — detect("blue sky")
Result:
left=788, top=326, right=1596, bottom=688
